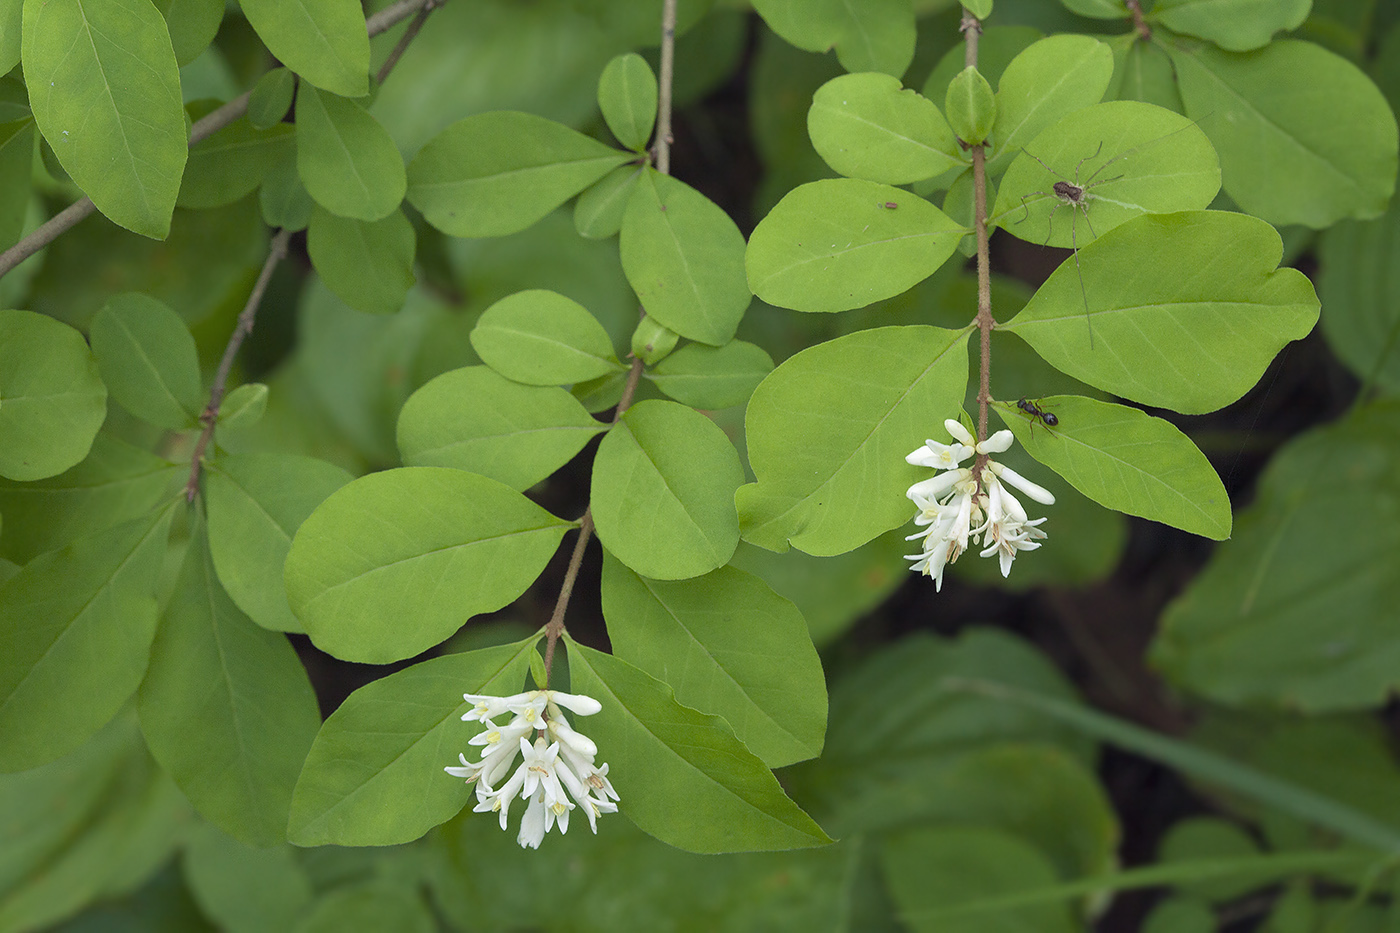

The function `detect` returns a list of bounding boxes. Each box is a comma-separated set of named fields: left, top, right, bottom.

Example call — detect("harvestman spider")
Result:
left=1015, top=141, right=1123, bottom=350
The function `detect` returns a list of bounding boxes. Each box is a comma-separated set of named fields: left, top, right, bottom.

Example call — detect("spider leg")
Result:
left=1073, top=140, right=1104, bottom=186
left=1070, top=208, right=1095, bottom=350
left=1020, top=147, right=1064, bottom=181
left=1042, top=201, right=1063, bottom=247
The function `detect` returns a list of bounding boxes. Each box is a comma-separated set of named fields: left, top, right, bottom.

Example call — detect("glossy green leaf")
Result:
left=0, top=714, right=187, bottom=933
left=630, top=315, right=680, bottom=366
left=248, top=67, right=295, bottom=130
left=807, top=72, right=962, bottom=185
left=397, top=366, right=605, bottom=490
left=750, top=0, right=915, bottom=77
left=205, top=453, right=354, bottom=633
left=182, top=825, right=312, bottom=933
left=738, top=325, right=970, bottom=556
left=566, top=638, right=832, bottom=853
left=1059, top=0, right=1128, bottom=16
left=947, top=66, right=996, bottom=146
left=152, top=0, right=222, bottom=65
left=991, top=101, right=1221, bottom=249
left=408, top=111, right=631, bottom=238
left=602, top=555, right=826, bottom=768
left=294, top=883, right=435, bottom=933
left=989, top=35, right=1114, bottom=174
left=921, top=25, right=1042, bottom=106
left=1151, top=0, right=1311, bottom=52
left=996, top=395, right=1231, bottom=540
left=0, top=308, right=107, bottom=482
left=307, top=206, right=416, bottom=315
left=0, top=433, right=179, bottom=565
left=0, top=0, right=18, bottom=73
left=90, top=292, right=202, bottom=430
left=598, top=53, right=657, bottom=151
left=883, top=827, right=1076, bottom=933
left=1152, top=404, right=1400, bottom=711
left=470, top=289, right=622, bottom=385
left=1168, top=38, right=1398, bottom=227
left=746, top=178, right=967, bottom=313
left=287, top=638, right=536, bottom=846
left=0, top=505, right=174, bottom=772
left=296, top=86, right=405, bottom=222
left=620, top=168, right=750, bottom=345
left=0, top=119, right=33, bottom=250
left=572, top=370, right=628, bottom=414
left=1104, top=34, right=1183, bottom=112
left=217, top=382, right=269, bottom=438
left=285, top=467, right=571, bottom=663
left=574, top=165, right=641, bottom=239
left=261, top=152, right=315, bottom=233
left=645, top=339, right=773, bottom=410
left=179, top=118, right=295, bottom=210
left=591, top=399, right=744, bottom=580
left=22, top=0, right=186, bottom=238
left=138, top=528, right=320, bottom=846
left=1001, top=212, right=1318, bottom=414
left=240, top=0, right=369, bottom=98
left=1317, top=200, right=1400, bottom=392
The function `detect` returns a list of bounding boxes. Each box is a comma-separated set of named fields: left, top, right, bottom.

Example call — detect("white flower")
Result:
left=445, top=688, right=617, bottom=848
left=904, top=418, right=1054, bottom=586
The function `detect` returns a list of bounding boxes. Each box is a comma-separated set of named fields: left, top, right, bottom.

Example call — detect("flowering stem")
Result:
left=965, top=11, right=995, bottom=466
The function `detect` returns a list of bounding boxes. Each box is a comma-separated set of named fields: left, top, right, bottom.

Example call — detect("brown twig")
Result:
left=652, top=0, right=677, bottom=175
left=1125, top=0, right=1152, bottom=41
left=0, top=0, right=445, bottom=281
left=375, top=0, right=439, bottom=85
left=962, top=12, right=994, bottom=454
left=960, top=10, right=982, bottom=69
left=184, top=229, right=292, bottom=502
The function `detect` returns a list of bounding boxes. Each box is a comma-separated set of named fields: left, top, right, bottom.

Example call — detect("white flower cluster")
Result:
left=904, top=418, right=1055, bottom=590
left=445, top=689, right=618, bottom=849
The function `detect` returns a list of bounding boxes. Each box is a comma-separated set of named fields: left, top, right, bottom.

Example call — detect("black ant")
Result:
left=1017, top=397, right=1058, bottom=435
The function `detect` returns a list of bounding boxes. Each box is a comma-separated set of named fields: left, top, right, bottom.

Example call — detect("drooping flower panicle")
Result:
left=904, top=418, right=1054, bottom=589
left=445, top=689, right=618, bottom=848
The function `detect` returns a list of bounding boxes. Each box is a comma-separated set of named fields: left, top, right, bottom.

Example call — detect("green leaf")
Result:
left=247, top=67, right=296, bottom=131
left=261, top=152, right=315, bottom=232
left=0, top=308, right=107, bottom=482
left=602, top=555, right=827, bottom=768
left=620, top=168, right=751, bottom=345
left=646, top=339, right=774, bottom=410
left=152, top=0, right=222, bottom=65
left=1317, top=200, right=1400, bottom=392
left=630, top=315, right=681, bottom=366
left=989, top=35, right=1114, bottom=174
left=0, top=714, right=187, bottom=933
left=922, top=25, right=1042, bottom=105
left=883, top=827, right=1076, bottom=933
left=574, top=165, right=641, bottom=239
left=0, top=432, right=179, bottom=565
left=590, top=399, right=744, bottom=580
left=807, top=72, right=962, bottom=185
left=1059, top=0, right=1128, bottom=16
left=1104, top=33, right=1183, bottom=112
left=0, top=0, right=19, bottom=73
left=217, top=382, right=269, bottom=438
left=204, top=453, right=354, bottom=633
left=946, top=66, right=996, bottom=146
left=182, top=825, right=312, bottom=933
left=1168, top=38, right=1398, bottom=227
left=138, top=527, right=320, bottom=846
left=598, top=52, right=657, bottom=151
left=0, top=119, right=34, bottom=251
left=750, top=0, right=915, bottom=77
left=995, top=395, right=1231, bottom=540
left=239, top=0, right=369, bottom=98
left=0, top=504, right=174, bottom=772
left=565, top=639, right=833, bottom=853
left=1001, top=212, right=1318, bottom=414
left=178, top=118, right=295, bottom=210
left=293, top=883, right=435, bottom=933
left=90, top=292, right=203, bottom=430
left=991, top=101, right=1221, bottom=249
left=1151, top=0, right=1311, bottom=52
left=296, top=85, right=405, bottom=222
left=746, top=178, right=967, bottom=313
left=285, top=467, right=572, bottom=663
left=307, top=206, right=416, bottom=315
left=964, top=0, right=992, bottom=15
left=397, top=366, right=605, bottom=491
left=287, top=638, right=536, bottom=846
left=470, top=289, right=622, bottom=385
left=407, top=111, right=631, bottom=238
left=738, top=325, right=970, bottom=556
left=1152, top=404, right=1400, bottom=711
left=22, top=0, right=187, bottom=238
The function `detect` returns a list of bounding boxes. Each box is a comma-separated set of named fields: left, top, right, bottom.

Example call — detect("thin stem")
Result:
left=653, top=0, right=678, bottom=175
left=375, top=0, right=439, bottom=85
left=1125, top=0, right=1152, bottom=41
left=964, top=11, right=994, bottom=454
left=0, top=0, right=444, bottom=281
left=184, top=229, right=292, bottom=502
left=960, top=10, right=982, bottom=68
